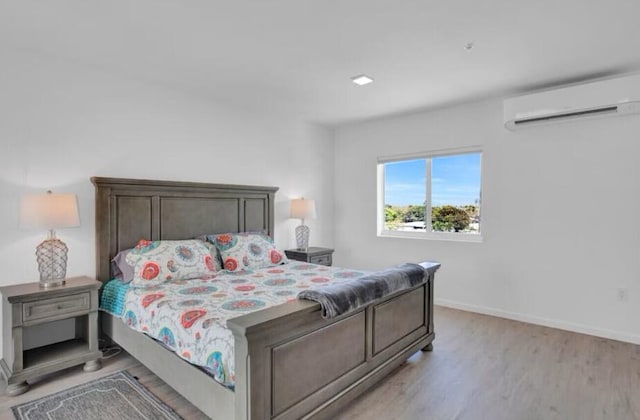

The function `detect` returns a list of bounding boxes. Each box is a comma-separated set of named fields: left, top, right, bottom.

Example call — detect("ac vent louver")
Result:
left=504, top=74, right=640, bottom=130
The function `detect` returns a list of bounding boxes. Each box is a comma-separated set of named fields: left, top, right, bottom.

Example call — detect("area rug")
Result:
left=11, top=371, right=182, bottom=420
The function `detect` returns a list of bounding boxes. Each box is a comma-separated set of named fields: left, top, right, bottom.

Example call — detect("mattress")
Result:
left=99, top=262, right=366, bottom=388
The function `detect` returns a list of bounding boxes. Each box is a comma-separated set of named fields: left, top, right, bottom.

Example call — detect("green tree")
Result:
left=462, top=204, right=479, bottom=220
left=404, top=205, right=425, bottom=222
left=432, top=205, right=470, bottom=232
left=384, top=205, right=398, bottom=222
left=384, top=205, right=402, bottom=230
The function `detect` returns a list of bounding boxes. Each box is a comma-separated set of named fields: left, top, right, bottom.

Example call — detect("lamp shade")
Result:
left=20, top=192, right=80, bottom=229
left=290, top=198, right=316, bottom=220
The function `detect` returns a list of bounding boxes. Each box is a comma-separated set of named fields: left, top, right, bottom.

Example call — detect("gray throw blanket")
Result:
left=298, top=263, right=426, bottom=319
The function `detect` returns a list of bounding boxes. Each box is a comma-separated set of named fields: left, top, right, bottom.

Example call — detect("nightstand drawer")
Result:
left=310, top=254, right=332, bottom=266
left=286, top=247, right=334, bottom=266
left=23, top=293, right=90, bottom=322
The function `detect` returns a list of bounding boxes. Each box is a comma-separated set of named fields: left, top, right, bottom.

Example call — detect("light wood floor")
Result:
left=2, top=306, right=639, bottom=420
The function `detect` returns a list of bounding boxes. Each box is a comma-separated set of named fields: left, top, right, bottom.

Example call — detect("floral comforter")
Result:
left=102, top=262, right=366, bottom=388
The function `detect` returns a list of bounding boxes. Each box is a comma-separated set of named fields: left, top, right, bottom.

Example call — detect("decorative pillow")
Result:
left=111, top=249, right=135, bottom=283
left=126, top=239, right=222, bottom=288
left=206, top=232, right=287, bottom=272
left=195, top=235, right=226, bottom=270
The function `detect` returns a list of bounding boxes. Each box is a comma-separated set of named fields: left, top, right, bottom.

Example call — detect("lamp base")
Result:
left=36, top=235, right=68, bottom=288
left=40, top=279, right=66, bottom=289
left=295, top=224, right=310, bottom=251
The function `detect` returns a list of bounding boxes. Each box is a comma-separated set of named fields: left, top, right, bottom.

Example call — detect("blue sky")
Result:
left=384, top=153, right=481, bottom=206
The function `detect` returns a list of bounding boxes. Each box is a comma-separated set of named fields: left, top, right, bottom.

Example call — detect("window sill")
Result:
left=378, top=230, right=483, bottom=243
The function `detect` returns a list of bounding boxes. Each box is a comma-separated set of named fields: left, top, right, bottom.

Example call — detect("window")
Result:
left=378, top=149, right=482, bottom=241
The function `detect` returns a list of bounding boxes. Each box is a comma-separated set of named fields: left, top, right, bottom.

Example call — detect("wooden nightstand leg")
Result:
left=6, top=381, right=29, bottom=396
left=422, top=343, right=434, bottom=352
left=83, top=359, right=102, bottom=372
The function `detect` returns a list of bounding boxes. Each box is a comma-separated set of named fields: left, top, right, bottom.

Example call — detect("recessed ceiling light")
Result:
left=351, top=74, right=374, bottom=86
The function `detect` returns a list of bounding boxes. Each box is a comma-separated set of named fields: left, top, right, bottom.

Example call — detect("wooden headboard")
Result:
left=92, top=177, right=278, bottom=283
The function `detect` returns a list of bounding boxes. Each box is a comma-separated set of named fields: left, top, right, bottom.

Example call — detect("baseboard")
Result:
left=435, top=298, right=640, bottom=345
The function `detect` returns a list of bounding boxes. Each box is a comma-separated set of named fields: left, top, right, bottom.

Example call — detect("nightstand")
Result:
left=0, top=276, right=103, bottom=396
left=285, top=247, right=334, bottom=266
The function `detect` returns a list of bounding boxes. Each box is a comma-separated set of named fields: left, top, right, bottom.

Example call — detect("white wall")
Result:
left=334, top=97, right=640, bottom=344
left=0, top=49, right=335, bottom=286
left=0, top=49, right=334, bottom=352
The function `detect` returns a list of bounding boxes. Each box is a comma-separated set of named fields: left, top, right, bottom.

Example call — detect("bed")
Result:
left=93, top=176, right=440, bottom=420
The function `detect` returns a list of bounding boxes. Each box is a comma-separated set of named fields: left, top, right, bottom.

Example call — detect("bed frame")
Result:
left=92, top=177, right=439, bottom=420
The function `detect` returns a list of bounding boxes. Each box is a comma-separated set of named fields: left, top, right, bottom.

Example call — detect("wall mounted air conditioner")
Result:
left=504, top=74, right=640, bottom=130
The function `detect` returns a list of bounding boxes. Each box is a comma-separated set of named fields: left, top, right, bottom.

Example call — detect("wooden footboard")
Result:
left=228, top=262, right=439, bottom=420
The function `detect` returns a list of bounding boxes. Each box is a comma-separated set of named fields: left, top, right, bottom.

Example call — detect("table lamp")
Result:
left=290, top=198, right=316, bottom=251
left=20, top=191, right=80, bottom=288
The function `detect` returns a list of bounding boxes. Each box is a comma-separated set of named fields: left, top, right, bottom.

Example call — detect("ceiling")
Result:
left=2, top=0, right=640, bottom=126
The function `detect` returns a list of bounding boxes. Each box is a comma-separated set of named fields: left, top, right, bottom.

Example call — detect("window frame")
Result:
left=377, top=146, right=483, bottom=243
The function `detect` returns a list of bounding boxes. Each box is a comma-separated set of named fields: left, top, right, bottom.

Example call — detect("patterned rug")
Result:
left=11, top=371, right=182, bottom=420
